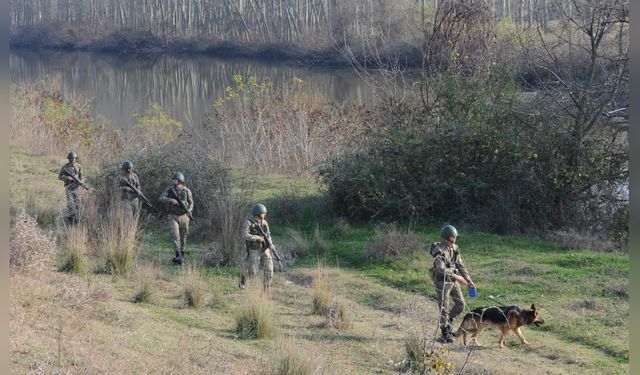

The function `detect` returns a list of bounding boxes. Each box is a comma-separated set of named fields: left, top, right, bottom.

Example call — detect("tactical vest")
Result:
left=246, top=218, right=269, bottom=252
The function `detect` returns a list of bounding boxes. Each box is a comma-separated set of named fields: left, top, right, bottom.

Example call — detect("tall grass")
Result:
left=100, top=202, right=139, bottom=276
left=181, top=265, right=207, bottom=309
left=132, top=265, right=156, bottom=304
left=235, top=279, right=276, bottom=339
left=325, top=298, right=352, bottom=331
left=57, top=224, right=87, bottom=274
left=311, top=262, right=332, bottom=316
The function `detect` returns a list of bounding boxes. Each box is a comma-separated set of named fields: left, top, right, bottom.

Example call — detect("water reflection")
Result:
left=10, top=50, right=374, bottom=129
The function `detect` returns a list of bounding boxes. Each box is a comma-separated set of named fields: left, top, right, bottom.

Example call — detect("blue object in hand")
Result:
left=468, top=287, right=477, bottom=298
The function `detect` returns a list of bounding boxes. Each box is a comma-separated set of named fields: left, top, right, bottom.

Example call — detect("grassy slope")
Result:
left=10, top=150, right=628, bottom=374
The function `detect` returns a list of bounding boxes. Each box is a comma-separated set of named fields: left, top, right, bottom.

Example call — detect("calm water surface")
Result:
left=10, top=50, right=374, bottom=130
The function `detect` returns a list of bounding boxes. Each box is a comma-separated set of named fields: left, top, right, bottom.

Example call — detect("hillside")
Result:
left=9, top=151, right=629, bottom=374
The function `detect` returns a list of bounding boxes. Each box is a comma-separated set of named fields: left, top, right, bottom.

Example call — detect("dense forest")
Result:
left=9, top=0, right=603, bottom=62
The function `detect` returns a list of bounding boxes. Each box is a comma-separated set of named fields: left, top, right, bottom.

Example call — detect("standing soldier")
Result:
left=430, top=225, right=476, bottom=343
left=239, top=203, right=275, bottom=293
left=114, top=160, right=141, bottom=218
left=58, top=151, right=84, bottom=224
left=158, top=172, right=193, bottom=265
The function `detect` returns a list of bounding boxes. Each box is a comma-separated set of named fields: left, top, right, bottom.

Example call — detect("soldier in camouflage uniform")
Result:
left=57, top=151, right=84, bottom=224
left=430, top=224, right=476, bottom=343
left=239, top=203, right=274, bottom=293
left=114, top=160, right=141, bottom=218
left=158, top=172, right=193, bottom=265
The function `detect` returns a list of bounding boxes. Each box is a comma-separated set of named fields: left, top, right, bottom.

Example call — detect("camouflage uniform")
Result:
left=430, top=241, right=472, bottom=330
left=58, top=162, right=83, bottom=223
left=158, top=185, right=194, bottom=259
left=114, top=172, right=141, bottom=218
left=241, top=217, right=274, bottom=290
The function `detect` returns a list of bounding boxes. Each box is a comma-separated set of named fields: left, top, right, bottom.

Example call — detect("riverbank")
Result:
left=10, top=25, right=422, bottom=68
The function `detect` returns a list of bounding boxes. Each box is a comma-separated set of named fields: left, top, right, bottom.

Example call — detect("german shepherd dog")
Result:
left=452, top=304, right=545, bottom=348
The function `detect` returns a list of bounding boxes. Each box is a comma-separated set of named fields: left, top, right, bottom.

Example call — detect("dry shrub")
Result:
left=311, top=262, right=332, bottom=316
left=287, top=228, right=311, bottom=258
left=287, top=225, right=329, bottom=259
left=235, top=280, right=276, bottom=339
left=205, top=76, right=367, bottom=175
left=401, top=299, right=456, bottom=374
left=203, top=243, right=226, bottom=267
left=58, top=225, right=87, bottom=274
left=403, top=333, right=455, bottom=374
left=325, top=298, right=352, bottom=331
left=364, top=223, right=423, bottom=262
left=10, top=209, right=57, bottom=271
left=543, top=229, right=619, bottom=252
left=9, top=81, right=121, bottom=165
left=181, top=265, right=207, bottom=308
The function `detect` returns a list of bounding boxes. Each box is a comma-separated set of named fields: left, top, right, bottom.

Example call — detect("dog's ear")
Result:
left=531, top=304, right=536, bottom=310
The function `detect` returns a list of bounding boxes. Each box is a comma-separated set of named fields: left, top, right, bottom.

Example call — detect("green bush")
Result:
left=320, top=68, right=628, bottom=243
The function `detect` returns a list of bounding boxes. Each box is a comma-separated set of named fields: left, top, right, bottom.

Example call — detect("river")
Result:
left=9, top=49, right=375, bottom=130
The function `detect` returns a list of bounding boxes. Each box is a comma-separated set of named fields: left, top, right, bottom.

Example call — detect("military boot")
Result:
left=438, top=326, right=454, bottom=344
left=172, top=251, right=183, bottom=265
left=180, top=250, right=186, bottom=264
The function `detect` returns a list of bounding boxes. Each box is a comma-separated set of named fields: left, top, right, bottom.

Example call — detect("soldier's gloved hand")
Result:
left=66, top=176, right=74, bottom=181
left=170, top=199, right=179, bottom=206
left=257, top=237, right=265, bottom=244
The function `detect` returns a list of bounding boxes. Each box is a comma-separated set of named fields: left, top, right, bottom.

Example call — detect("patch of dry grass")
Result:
left=10, top=209, right=57, bottom=271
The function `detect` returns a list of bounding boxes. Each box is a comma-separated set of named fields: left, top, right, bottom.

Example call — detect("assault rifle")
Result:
left=121, top=179, right=153, bottom=208
left=255, top=222, right=284, bottom=269
left=168, top=186, right=194, bottom=223
left=61, top=167, right=90, bottom=191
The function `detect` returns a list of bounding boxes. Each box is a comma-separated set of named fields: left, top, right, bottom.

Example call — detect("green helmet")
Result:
left=440, top=225, right=458, bottom=238
left=252, top=203, right=267, bottom=216
left=67, top=151, right=78, bottom=159
left=122, top=160, right=134, bottom=170
left=171, top=172, right=185, bottom=183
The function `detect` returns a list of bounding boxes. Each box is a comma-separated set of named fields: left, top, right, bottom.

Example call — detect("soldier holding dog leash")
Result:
left=430, top=224, right=476, bottom=343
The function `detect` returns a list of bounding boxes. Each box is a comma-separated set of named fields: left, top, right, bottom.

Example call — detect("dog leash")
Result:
left=485, top=294, right=507, bottom=307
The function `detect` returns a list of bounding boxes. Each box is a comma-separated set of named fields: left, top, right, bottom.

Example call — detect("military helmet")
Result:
left=171, top=172, right=185, bottom=183
left=252, top=203, right=267, bottom=216
left=67, top=151, right=78, bottom=159
left=440, top=225, right=458, bottom=238
left=122, top=160, right=134, bottom=170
